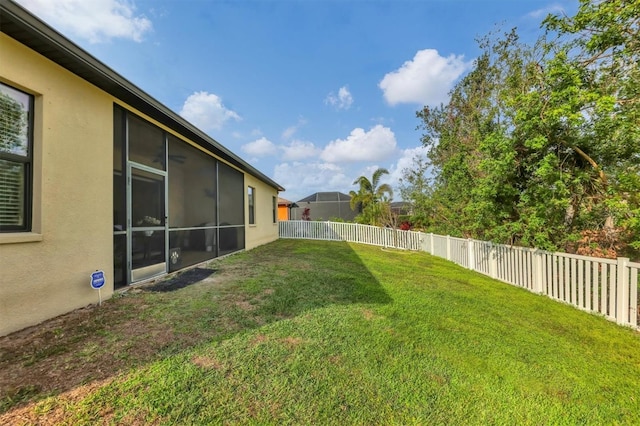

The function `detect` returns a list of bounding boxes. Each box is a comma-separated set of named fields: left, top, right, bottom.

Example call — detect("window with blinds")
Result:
left=0, top=82, right=33, bottom=232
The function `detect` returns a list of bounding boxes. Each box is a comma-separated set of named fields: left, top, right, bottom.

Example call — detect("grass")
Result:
left=2, top=239, right=640, bottom=425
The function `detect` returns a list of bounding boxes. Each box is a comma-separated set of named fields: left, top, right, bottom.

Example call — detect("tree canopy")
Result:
left=404, top=0, right=640, bottom=258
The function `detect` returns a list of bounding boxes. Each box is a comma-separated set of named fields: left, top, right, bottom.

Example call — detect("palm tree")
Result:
left=349, top=168, right=393, bottom=225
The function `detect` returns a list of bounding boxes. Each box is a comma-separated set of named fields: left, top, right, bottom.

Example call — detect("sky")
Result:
left=16, top=0, right=577, bottom=202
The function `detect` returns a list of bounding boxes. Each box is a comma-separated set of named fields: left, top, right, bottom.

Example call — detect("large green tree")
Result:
left=350, top=168, right=393, bottom=226
left=416, top=30, right=523, bottom=242
left=411, top=0, right=640, bottom=257
left=543, top=0, right=640, bottom=254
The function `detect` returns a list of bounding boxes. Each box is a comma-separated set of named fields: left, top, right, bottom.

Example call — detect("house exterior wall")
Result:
left=0, top=33, right=114, bottom=336
left=0, top=32, right=281, bottom=336
left=245, top=174, right=279, bottom=250
left=277, top=205, right=289, bottom=221
left=291, top=201, right=357, bottom=222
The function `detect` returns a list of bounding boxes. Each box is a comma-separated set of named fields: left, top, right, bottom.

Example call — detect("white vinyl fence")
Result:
left=278, top=220, right=423, bottom=251
left=279, top=220, right=639, bottom=329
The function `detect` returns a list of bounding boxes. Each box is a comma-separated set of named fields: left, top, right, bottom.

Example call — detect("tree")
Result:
left=399, top=153, right=434, bottom=231
left=416, top=32, right=516, bottom=240
left=0, top=91, right=28, bottom=154
left=410, top=0, right=640, bottom=257
left=543, top=0, right=640, bottom=254
left=349, top=168, right=393, bottom=226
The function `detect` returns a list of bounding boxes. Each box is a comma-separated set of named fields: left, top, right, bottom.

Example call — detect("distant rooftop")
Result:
left=278, top=197, right=294, bottom=205
left=297, top=191, right=351, bottom=203
left=391, top=201, right=411, bottom=208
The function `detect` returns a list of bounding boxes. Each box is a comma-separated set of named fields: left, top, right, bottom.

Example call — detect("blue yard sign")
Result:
left=90, top=270, right=106, bottom=289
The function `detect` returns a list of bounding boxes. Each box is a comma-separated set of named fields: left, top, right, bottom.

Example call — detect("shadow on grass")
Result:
left=0, top=239, right=391, bottom=413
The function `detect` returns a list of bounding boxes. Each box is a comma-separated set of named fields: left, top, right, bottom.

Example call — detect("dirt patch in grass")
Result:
left=0, top=377, right=115, bottom=426
left=0, top=298, right=178, bottom=413
left=361, top=308, right=375, bottom=320
left=235, top=299, right=257, bottom=311
left=0, top=262, right=256, bottom=415
left=281, top=337, right=304, bottom=348
left=249, top=334, right=270, bottom=347
left=192, top=355, right=224, bottom=370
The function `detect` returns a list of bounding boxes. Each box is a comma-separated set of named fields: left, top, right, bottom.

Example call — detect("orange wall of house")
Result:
left=278, top=206, right=289, bottom=221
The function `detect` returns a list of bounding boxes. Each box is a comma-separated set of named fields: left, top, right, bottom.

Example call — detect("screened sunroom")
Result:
left=113, top=106, right=252, bottom=287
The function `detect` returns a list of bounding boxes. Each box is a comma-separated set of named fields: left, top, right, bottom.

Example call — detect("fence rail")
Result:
left=279, top=220, right=639, bottom=329
left=278, top=220, right=423, bottom=251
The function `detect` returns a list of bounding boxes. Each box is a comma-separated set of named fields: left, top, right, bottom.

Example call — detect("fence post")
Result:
left=446, top=235, right=451, bottom=261
left=533, top=250, right=543, bottom=293
left=489, top=243, right=498, bottom=279
left=467, top=239, right=475, bottom=271
left=616, top=257, right=630, bottom=325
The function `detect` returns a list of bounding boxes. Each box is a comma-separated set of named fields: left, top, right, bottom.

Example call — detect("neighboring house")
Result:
left=0, top=0, right=284, bottom=336
left=277, top=197, right=297, bottom=221
left=290, top=192, right=357, bottom=222
left=391, top=201, right=412, bottom=216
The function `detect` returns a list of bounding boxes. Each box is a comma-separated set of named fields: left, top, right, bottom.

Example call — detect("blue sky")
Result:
left=17, top=0, right=576, bottom=202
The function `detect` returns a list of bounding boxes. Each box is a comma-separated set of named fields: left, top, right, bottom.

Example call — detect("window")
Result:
left=272, top=196, right=277, bottom=223
left=0, top=82, right=33, bottom=232
left=248, top=186, right=255, bottom=225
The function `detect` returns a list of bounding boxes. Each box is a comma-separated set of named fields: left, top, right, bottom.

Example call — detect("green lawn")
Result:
left=3, top=239, right=640, bottom=425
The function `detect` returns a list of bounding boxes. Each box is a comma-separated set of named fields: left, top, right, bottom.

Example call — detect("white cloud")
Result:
left=16, top=0, right=152, bottom=43
left=325, top=86, right=354, bottom=110
left=179, top=91, right=241, bottom=133
left=242, top=137, right=277, bottom=157
left=282, top=126, right=297, bottom=140
left=379, top=49, right=471, bottom=106
left=321, top=125, right=397, bottom=163
left=282, top=117, right=307, bottom=140
left=370, top=116, right=392, bottom=126
left=387, top=146, right=429, bottom=189
left=275, top=162, right=352, bottom=201
left=281, top=140, right=320, bottom=161
left=527, top=3, right=565, bottom=19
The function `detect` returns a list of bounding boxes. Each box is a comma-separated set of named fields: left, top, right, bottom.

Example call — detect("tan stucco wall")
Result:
left=0, top=33, right=281, bottom=336
left=0, top=34, right=114, bottom=336
left=245, top=175, right=279, bottom=250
